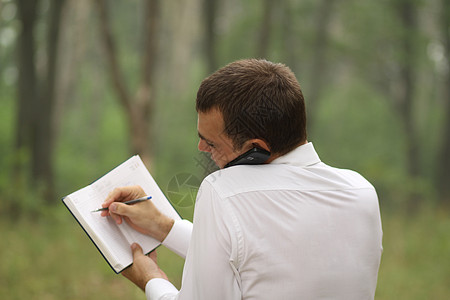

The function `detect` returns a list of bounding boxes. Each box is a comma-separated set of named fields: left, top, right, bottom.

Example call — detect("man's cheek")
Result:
left=212, top=151, right=226, bottom=168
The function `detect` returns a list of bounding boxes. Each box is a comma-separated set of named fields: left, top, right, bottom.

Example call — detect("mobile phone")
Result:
left=224, top=147, right=271, bottom=168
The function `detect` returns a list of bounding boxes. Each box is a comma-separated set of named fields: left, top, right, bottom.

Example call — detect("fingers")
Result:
left=101, top=185, right=145, bottom=217
left=109, top=211, right=123, bottom=224
left=149, top=250, right=158, bottom=263
left=131, top=243, right=144, bottom=258
left=131, top=244, right=157, bottom=264
left=109, top=202, right=136, bottom=224
left=147, top=250, right=169, bottom=281
left=123, top=244, right=165, bottom=290
left=103, top=185, right=145, bottom=206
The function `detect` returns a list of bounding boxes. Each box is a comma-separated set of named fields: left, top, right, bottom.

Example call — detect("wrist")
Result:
left=153, top=216, right=174, bottom=242
left=138, top=272, right=164, bottom=291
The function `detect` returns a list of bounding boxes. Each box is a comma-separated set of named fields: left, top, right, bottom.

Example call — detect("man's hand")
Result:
left=101, top=185, right=174, bottom=242
left=122, top=243, right=167, bottom=291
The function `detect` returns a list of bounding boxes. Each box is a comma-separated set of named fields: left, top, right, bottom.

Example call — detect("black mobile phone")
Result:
left=224, top=147, right=271, bottom=168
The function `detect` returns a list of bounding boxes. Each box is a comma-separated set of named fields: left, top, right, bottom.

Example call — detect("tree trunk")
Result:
left=306, top=0, right=335, bottom=131
left=33, top=0, right=66, bottom=202
left=436, top=0, right=450, bottom=205
left=95, top=0, right=160, bottom=166
left=281, top=0, right=298, bottom=73
left=14, top=0, right=66, bottom=204
left=397, top=0, right=420, bottom=179
left=393, top=0, right=422, bottom=210
left=95, top=0, right=133, bottom=115
left=13, top=0, right=39, bottom=213
left=133, top=0, right=160, bottom=165
left=55, top=0, right=91, bottom=135
left=204, top=0, right=218, bottom=73
left=15, top=0, right=38, bottom=160
left=165, top=0, right=200, bottom=93
left=256, top=0, right=275, bottom=59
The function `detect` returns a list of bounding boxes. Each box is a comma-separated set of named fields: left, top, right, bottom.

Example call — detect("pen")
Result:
left=91, top=196, right=152, bottom=212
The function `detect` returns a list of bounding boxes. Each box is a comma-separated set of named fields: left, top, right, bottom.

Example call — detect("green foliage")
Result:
left=0, top=210, right=182, bottom=299
left=0, top=86, right=15, bottom=184
left=376, top=209, right=450, bottom=299
left=0, top=205, right=448, bottom=299
left=0, top=84, right=47, bottom=216
left=55, top=90, right=129, bottom=196
left=312, top=80, right=437, bottom=208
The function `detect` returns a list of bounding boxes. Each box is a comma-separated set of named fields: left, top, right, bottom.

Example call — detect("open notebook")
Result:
left=62, top=155, right=181, bottom=273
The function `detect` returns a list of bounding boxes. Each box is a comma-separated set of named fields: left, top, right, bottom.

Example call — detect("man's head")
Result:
left=196, top=59, right=307, bottom=168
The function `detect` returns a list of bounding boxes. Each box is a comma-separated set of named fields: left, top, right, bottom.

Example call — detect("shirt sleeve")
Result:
left=176, top=180, right=242, bottom=299
left=145, top=278, right=179, bottom=300
left=162, top=219, right=193, bottom=259
left=144, top=220, right=192, bottom=300
left=145, top=181, right=241, bottom=300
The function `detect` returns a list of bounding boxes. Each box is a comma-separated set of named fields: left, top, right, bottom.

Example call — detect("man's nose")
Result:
left=198, top=139, right=211, bottom=152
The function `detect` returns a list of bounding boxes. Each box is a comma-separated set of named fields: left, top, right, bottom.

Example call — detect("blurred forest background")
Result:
left=0, top=0, right=449, bottom=299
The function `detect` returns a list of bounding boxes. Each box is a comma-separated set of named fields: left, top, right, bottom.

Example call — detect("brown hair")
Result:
left=196, top=59, right=307, bottom=155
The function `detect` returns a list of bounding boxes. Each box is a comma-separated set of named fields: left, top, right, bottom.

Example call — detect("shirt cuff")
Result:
left=162, top=219, right=193, bottom=258
left=145, top=278, right=178, bottom=300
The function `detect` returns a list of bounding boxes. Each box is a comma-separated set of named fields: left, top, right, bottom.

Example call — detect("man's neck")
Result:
left=266, top=140, right=308, bottom=164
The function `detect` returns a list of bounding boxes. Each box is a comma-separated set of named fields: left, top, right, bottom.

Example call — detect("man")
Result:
left=102, top=59, right=383, bottom=299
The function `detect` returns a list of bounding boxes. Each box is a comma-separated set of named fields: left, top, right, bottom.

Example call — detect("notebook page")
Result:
left=91, top=156, right=180, bottom=259
left=114, top=157, right=181, bottom=248
left=64, top=186, right=131, bottom=272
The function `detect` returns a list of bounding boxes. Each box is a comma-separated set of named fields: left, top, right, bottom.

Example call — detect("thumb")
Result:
left=130, top=243, right=144, bottom=258
left=110, top=202, right=135, bottom=217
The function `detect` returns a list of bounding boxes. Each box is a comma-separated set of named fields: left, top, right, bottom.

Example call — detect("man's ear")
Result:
left=246, top=139, right=271, bottom=153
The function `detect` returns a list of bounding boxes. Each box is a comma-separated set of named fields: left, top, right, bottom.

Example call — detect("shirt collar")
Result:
left=271, top=142, right=321, bottom=167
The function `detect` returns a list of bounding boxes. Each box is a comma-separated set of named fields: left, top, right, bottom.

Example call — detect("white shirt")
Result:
left=147, top=142, right=383, bottom=299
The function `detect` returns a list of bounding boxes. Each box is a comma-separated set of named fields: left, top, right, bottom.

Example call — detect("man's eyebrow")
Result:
left=198, top=132, right=210, bottom=142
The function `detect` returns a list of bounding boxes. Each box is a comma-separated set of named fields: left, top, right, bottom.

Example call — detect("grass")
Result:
left=0, top=207, right=184, bottom=300
left=375, top=207, right=450, bottom=299
left=1, top=206, right=449, bottom=299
